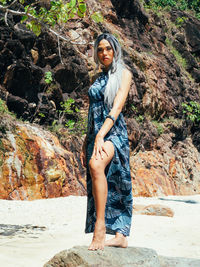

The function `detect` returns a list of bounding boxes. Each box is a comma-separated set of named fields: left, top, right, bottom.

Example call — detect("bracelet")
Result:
left=106, top=114, right=115, bottom=123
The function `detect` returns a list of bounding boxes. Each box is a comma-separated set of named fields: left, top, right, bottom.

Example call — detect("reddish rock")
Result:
left=0, top=122, right=86, bottom=200
left=131, top=137, right=200, bottom=197
left=133, top=204, right=174, bottom=217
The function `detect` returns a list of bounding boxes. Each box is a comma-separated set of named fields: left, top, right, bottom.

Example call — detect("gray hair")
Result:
left=94, top=33, right=124, bottom=108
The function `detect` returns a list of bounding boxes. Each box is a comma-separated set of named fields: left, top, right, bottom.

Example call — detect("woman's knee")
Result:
left=89, top=159, right=103, bottom=176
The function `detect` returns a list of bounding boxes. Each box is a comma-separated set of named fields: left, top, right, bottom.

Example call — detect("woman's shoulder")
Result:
left=122, top=67, right=132, bottom=80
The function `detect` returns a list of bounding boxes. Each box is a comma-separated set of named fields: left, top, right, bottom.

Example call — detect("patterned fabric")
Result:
left=85, top=72, right=133, bottom=236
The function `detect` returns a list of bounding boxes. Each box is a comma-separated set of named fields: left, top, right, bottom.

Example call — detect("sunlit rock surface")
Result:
left=0, top=0, right=200, bottom=199
left=0, top=123, right=86, bottom=200
left=131, top=139, right=200, bottom=197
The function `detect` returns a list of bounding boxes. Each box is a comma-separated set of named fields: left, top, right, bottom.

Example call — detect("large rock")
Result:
left=44, top=246, right=200, bottom=267
left=44, top=246, right=161, bottom=267
left=130, top=137, right=200, bottom=196
left=0, top=121, right=86, bottom=200
left=158, top=256, right=200, bottom=267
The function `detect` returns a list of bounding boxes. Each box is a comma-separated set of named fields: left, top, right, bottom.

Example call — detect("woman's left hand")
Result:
left=92, top=135, right=108, bottom=160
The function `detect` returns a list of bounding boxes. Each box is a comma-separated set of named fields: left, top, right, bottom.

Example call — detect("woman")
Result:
left=80, top=33, right=133, bottom=251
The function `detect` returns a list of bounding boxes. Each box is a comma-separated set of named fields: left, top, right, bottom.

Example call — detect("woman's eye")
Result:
left=97, top=48, right=103, bottom=53
left=107, top=47, right=112, bottom=51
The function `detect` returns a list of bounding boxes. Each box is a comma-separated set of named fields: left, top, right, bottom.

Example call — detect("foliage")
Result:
left=175, top=16, right=188, bottom=27
left=44, top=71, right=53, bottom=84
left=144, top=0, right=200, bottom=18
left=49, top=98, right=87, bottom=136
left=0, top=99, right=16, bottom=134
left=60, top=98, right=79, bottom=115
left=136, top=115, right=144, bottom=123
left=182, top=101, right=200, bottom=125
left=0, top=98, right=13, bottom=115
left=0, top=0, right=103, bottom=36
left=152, top=120, right=164, bottom=135
left=165, top=37, right=187, bottom=69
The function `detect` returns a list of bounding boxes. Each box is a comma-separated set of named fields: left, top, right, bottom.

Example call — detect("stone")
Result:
left=159, top=256, right=200, bottom=267
left=7, top=94, right=29, bottom=117
left=133, top=204, right=174, bottom=217
left=0, top=121, right=86, bottom=200
left=44, top=246, right=161, bottom=267
left=44, top=246, right=200, bottom=267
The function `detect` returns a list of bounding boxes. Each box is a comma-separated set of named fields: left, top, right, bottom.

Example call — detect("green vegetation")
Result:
left=44, top=71, right=53, bottom=84
left=0, top=0, right=103, bottom=37
left=49, top=98, right=87, bottom=136
left=165, top=37, right=187, bottom=68
left=0, top=99, right=16, bottom=133
left=182, top=101, right=200, bottom=125
left=136, top=115, right=145, bottom=123
left=175, top=16, right=188, bottom=27
left=152, top=120, right=164, bottom=135
left=144, top=0, right=200, bottom=18
left=0, top=98, right=10, bottom=114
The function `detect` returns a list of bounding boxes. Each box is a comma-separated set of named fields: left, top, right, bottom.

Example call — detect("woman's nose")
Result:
left=103, top=49, right=107, bottom=55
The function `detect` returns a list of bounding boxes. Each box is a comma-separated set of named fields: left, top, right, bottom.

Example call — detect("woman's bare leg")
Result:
left=105, top=232, right=128, bottom=248
left=88, top=141, right=114, bottom=250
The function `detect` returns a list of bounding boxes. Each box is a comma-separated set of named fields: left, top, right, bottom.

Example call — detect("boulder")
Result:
left=159, top=256, right=200, bottom=267
left=44, top=246, right=200, bottom=267
left=44, top=246, right=161, bottom=267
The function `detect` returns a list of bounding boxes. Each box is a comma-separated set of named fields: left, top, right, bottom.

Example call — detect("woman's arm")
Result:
left=92, top=68, right=132, bottom=159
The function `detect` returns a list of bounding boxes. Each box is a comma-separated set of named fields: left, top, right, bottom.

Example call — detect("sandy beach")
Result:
left=0, top=195, right=200, bottom=267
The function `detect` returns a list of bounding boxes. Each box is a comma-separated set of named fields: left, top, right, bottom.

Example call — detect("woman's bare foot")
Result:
left=88, top=220, right=106, bottom=250
left=105, top=232, right=128, bottom=248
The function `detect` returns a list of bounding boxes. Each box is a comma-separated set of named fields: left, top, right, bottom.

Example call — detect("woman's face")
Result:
left=97, top=39, right=114, bottom=69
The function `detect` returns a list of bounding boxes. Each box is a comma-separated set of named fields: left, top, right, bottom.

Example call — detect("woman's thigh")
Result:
left=89, top=141, right=115, bottom=171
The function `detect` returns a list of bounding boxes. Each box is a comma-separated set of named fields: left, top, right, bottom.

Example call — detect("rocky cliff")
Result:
left=0, top=0, right=200, bottom=199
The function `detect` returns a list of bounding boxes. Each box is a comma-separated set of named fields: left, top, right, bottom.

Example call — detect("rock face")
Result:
left=0, top=122, right=86, bottom=200
left=44, top=246, right=200, bottom=267
left=0, top=0, right=200, bottom=199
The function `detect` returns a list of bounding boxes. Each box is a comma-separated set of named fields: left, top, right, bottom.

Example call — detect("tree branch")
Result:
left=0, top=4, right=87, bottom=45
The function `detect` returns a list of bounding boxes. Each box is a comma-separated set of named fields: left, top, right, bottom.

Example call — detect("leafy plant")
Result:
left=0, top=0, right=103, bottom=37
left=144, top=0, right=200, bottom=18
left=0, top=99, right=8, bottom=114
left=0, top=98, right=14, bottom=116
left=165, top=37, right=187, bottom=69
left=176, top=16, right=188, bottom=27
left=182, top=101, right=200, bottom=124
left=38, top=112, right=45, bottom=118
left=60, top=98, right=79, bottom=115
left=44, top=71, right=53, bottom=84
left=52, top=98, right=87, bottom=135
left=152, top=120, right=164, bottom=135
left=65, top=119, right=75, bottom=130
left=136, top=115, right=144, bottom=123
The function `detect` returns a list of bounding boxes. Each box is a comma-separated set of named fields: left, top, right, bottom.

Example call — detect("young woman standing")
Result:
left=80, top=33, right=133, bottom=250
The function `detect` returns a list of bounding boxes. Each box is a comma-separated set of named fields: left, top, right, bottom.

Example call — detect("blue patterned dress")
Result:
left=85, top=71, right=133, bottom=236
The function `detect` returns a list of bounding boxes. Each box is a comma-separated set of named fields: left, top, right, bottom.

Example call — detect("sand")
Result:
left=0, top=195, right=200, bottom=267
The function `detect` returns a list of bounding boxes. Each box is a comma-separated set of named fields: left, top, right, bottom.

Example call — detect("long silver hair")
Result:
left=94, top=33, right=124, bottom=108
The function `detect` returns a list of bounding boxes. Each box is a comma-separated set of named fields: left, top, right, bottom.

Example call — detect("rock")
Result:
left=0, top=122, right=86, bottom=200
left=0, top=0, right=200, bottom=199
left=133, top=204, right=174, bottom=217
left=7, top=94, right=29, bottom=117
left=159, top=256, right=200, bottom=267
left=44, top=246, right=200, bottom=267
left=130, top=137, right=200, bottom=197
left=44, top=246, right=161, bottom=267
